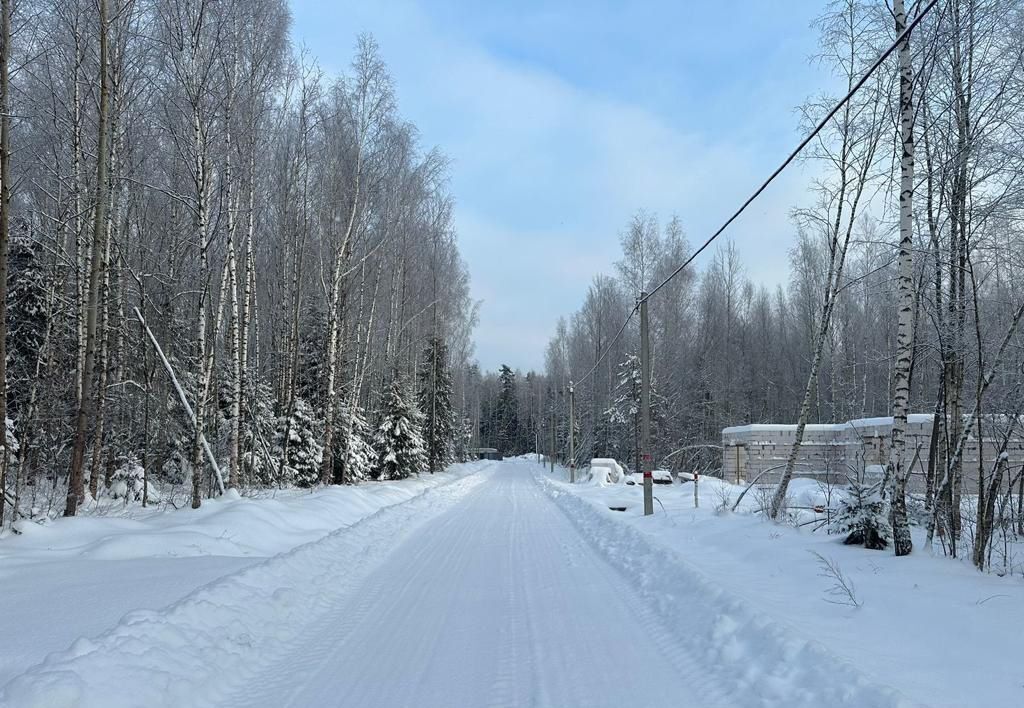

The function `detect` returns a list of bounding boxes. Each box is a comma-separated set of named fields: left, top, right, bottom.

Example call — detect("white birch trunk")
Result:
left=887, top=0, right=916, bottom=557
left=320, top=159, right=361, bottom=484
left=66, top=0, right=111, bottom=516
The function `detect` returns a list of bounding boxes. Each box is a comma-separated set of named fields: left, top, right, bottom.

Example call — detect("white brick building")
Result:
left=721, top=414, right=1024, bottom=491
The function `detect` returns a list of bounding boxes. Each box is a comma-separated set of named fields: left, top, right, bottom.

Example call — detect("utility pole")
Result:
left=568, top=380, right=576, bottom=483
left=549, top=391, right=555, bottom=473
left=640, top=292, right=653, bottom=516
left=537, top=387, right=543, bottom=464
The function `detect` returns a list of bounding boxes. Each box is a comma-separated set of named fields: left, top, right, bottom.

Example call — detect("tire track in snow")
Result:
left=225, top=462, right=725, bottom=707
left=515, top=468, right=731, bottom=708
left=231, top=473, right=505, bottom=708
left=224, top=472, right=496, bottom=708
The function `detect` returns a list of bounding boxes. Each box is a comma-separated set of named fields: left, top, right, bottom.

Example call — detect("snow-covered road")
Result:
left=4, top=460, right=918, bottom=708
left=223, top=460, right=722, bottom=708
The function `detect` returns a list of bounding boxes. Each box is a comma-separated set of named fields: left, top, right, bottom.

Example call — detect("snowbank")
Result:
left=1, top=462, right=484, bottom=563
left=539, top=472, right=912, bottom=708
left=0, top=467, right=490, bottom=708
left=538, top=461, right=1024, bottom=708
left=0, top=462, right=489, bottom=689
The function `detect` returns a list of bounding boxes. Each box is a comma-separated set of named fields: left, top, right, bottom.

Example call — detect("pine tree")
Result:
left=6, top=226, right=48, bottom=422
left=296, top=306, right=328, bottom=409
left=108, top=455, right=156, bottom=503
left=335, top=401, right=373, bottom=483
left=241, top=379, right=279, bottom=487
left=454, top=416, right=473, bottom=463
left=496, top=364, right=518, bottom=455
left=372, top=376, right=426, bottom=480
left=605, top=354, right=666, bottom=472
left=4, top=417, right=17, bottom=468
left=832, top=476, right=892, bottom=551
left=418, top=336, right=455, bottom=473
left=274, top=397, right=324, bottom=487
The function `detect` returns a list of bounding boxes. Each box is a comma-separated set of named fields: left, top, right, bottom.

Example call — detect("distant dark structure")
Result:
left=468, top=447, right=502, bottom=461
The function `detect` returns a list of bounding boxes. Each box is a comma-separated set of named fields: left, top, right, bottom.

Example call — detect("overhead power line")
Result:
left=643, top=0, right=940, bottom=303
left=645, top=0, right=940, bottom=302
left=569, top=302, right=639, bottom=390
left=569, top=0, right=940, bottom=390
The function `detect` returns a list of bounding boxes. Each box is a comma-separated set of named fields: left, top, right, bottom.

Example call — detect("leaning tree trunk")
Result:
left=886, top=0, right=916, bottom=557
left=769, top=179, right=857, bottom=519
left=939, top=0, right=971, bottom=551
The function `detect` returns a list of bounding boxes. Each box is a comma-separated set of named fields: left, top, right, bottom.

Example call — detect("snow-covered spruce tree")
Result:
left=418, top=336, right=455, bottom=473
left=495, top=365, right=519, bottom=455
left=604, top=354, right=641, bottom=468
left=240, top=378, right=279, bottom=487
left=454, top=416, right=473, bottom=463
left=335, top=402, right=373, bottom=483
left=6, top=225, right=48, bottom=423
left=274, top=398, right=324, bottom=487
left=832, top=476, right=892, bottom=551
left=296, top=305, right=329, bottom=410
left=4, top=417, right=18, bottom=472
left=108, top=455, right=158, bottom=503
left=372, top=377, right=426, bottom=481
left=604, top=353, right=667, bottom=472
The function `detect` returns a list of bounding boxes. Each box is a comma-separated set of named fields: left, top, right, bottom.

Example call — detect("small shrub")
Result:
left=832, top=477, right=891, bottom=550
left=109, top=457, right=160, bottom=503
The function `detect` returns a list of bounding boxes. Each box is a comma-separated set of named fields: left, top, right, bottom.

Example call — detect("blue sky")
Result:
left=290, top=0, right=827, bottom=371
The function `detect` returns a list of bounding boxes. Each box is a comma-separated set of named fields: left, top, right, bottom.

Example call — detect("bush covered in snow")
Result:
left=160, top=448, right=191, bottom=486
left=108, top=457, right=160, bottom=503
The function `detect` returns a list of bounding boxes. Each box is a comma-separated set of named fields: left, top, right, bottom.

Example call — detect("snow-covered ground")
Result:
left=0, top=462, right=485, bottom=692
left=544, top=460, right=1024, bottom=708
left=3, top=457, right=1020, bottom=707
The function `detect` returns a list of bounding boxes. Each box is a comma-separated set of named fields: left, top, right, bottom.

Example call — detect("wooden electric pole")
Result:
left=640, top=292, right=653, bottom=516
left=549, top=391, right=555, bottom=473
left=568, top=380, right=576, bottom=483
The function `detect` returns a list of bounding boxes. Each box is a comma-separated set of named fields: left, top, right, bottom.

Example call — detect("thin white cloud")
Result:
left=291, top=0, right=820, bottom=370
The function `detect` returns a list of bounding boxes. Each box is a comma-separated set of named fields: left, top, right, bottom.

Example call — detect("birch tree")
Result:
left=885, top=0, right=917, bottom=557
left=0, top=0, right=11, bottom=524
left=66, top=0, right=112, bottom=516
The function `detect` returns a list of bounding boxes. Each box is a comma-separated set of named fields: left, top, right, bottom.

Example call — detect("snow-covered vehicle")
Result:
left=588, top=458, right=625, bottom=485
left=625, top=469, right=672, bottom=485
